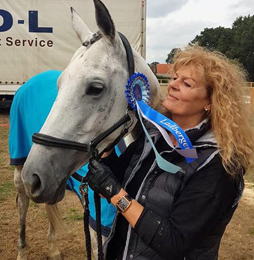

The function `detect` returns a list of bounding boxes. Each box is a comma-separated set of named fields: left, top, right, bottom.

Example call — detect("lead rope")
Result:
left=80, top=182, right=92, bottom=260
left=80, top=148, right=104, bottom=260
left=80, top=179, right=104, bottom=260
left=94, top=193, right=104, bottom=260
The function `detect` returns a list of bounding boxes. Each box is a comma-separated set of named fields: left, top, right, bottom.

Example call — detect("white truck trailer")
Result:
left=0, top=0, right=146, bottom=108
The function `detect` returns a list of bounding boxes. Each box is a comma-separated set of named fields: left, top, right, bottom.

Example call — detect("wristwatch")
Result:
left=116, top=194, right=133, bottom=212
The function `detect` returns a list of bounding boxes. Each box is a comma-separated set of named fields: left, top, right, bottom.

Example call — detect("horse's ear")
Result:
left=71, top=7, right=93, bottom=43
left=93, top=0, right=116, bottom=42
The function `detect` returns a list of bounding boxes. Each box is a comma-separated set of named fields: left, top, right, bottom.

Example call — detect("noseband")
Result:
left=32, top=32, right=135, bottom=158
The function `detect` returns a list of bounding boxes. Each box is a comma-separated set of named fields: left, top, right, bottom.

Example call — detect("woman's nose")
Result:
left=168, top=80, right=179, bottom=91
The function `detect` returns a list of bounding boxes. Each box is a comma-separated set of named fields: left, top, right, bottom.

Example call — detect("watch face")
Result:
left=117, top=195, right=132, bottom=212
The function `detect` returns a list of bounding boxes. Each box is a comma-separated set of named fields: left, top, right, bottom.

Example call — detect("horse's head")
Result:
left=21, top=0, right=160, bottom=204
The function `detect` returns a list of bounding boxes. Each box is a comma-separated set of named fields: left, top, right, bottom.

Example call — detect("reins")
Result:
left=32, top=32, right=135, bottom=260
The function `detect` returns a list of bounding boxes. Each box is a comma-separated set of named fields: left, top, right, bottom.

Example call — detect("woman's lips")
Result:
left=167, top=94, right=178, bottom=101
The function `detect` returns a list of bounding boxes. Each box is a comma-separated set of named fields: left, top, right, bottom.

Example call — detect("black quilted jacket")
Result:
left=103, top=120, right=243, bottom=260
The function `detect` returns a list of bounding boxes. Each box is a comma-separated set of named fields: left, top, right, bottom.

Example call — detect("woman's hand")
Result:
left=87, top=159, right=122, bottom=203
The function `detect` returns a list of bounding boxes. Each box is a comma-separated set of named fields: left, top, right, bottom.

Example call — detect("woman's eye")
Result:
left=86, top=83, right=104, bottom=96
left=184, top=82, right=191, bottom=88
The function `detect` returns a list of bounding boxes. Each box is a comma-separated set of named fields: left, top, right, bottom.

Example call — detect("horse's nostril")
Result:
left=31, top=174, right=42, bottom=195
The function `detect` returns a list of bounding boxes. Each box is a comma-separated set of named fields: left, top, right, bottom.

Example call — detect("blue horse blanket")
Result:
left=9, top=70, right=122, bottom=236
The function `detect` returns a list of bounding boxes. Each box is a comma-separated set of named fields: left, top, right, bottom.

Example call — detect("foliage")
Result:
left=190, top=15, right=254, bottom=81
left=148, top=61, right=159, bottom=74
left=150, top=61, right=159, bottom=66
left=230, top=16, right=254, bottom=81
left=191, top=27, right=234, bottom=55
left=165, top=15, right=254, bottom=81
left=165, top=48, right=181, bottom=63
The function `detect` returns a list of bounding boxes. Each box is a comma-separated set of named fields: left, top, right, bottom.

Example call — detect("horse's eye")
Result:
left=86, top=83, right=104, bottom=96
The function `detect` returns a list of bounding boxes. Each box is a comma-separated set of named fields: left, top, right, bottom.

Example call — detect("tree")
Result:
left=191, top=27, right=226, bottom=50
left=189, top=15, right=254, bottom=81
left=149, top=61, right=159, bottom=74
left=166, top=48, right=181, bottom=63
left=230, top=16, right=254, bottom=81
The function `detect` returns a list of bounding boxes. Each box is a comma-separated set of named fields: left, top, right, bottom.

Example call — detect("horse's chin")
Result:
left=29, top=179, right=67, bottom=205
left=46, top=187, right=66, bottom=205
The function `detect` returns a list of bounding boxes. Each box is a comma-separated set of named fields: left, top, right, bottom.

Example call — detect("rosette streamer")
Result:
left=125, top=73, right=197, bottom=174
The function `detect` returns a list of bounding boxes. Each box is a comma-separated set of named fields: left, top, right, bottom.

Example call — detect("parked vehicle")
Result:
left=0, top=0, right=147, bottom=108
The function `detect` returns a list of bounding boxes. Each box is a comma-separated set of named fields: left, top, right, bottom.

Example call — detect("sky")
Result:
left=146, top=0, right=254, bottom=63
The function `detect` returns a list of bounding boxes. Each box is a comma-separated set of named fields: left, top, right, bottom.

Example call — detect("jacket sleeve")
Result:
left=134, top=155, right=237, bottom=259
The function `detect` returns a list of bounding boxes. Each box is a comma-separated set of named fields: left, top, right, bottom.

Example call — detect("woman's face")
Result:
left=162, top=66, right=210, bottom=128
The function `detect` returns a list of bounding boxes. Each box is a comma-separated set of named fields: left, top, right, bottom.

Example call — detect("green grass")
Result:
left=64, top=208, right=83, bottom=221
left=30, top=200, right=39, bottom=208
left=249, top=228, right=254, bottom=235
left=8, top=165, right=15, bottom=171
left=0, top=156, right=5, bottom=165
left=0, top=181, right=15, bottom=202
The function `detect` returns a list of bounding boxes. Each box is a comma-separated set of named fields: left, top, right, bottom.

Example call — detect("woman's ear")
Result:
left=204, top=104, right=211, bottom=111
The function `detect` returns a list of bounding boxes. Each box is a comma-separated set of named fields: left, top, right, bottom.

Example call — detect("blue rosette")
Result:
left=125, top=73, right=150, bottom=110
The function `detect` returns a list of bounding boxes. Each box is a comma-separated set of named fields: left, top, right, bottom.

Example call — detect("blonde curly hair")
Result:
left=172, top=45, right=254, bottom=176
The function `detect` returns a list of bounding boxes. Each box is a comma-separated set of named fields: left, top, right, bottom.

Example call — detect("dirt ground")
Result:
left=1, top=110, right=254, bottom=260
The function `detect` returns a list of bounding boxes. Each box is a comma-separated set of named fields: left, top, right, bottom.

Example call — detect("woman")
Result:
left=86, top=45, right=254, bottom=260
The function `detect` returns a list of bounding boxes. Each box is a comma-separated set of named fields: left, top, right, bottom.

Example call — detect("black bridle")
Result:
left=32, top=108, right=133, bottom=158
left=32, top=32, right=135, bottom=158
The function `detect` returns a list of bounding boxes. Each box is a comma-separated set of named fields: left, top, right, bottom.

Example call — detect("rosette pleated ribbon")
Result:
left=125, top=73, right=198, bottom=174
